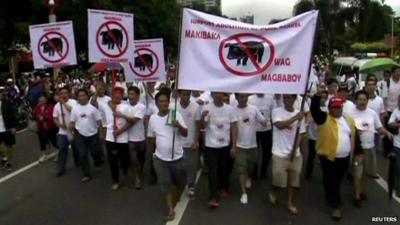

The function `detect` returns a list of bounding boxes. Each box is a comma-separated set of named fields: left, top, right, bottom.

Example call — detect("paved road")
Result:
left=1, top=131, right=399, bottom=225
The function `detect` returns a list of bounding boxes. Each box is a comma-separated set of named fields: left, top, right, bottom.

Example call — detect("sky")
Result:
left=222, top=0, right=400, bottom=25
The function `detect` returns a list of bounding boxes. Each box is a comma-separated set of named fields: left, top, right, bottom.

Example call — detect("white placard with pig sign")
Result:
left=88, top=9, right=134, bottom=63
left=123, top=38, right=166, bottom=82
left=178, top=8, right=318, bottom=94
left=29, top=21, right=77, bottom=69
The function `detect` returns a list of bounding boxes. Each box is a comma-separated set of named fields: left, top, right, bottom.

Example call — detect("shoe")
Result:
left=165, top=211, right=175, bottom=221
left=360, top=193, right=368, bottom=201
left=134, top=178, right=142, bottom=190
left=287, top=205, right=299, bottom=215
left=209, top=198, right=220, bottom=207
left=268, top=192, right=277, bottom=205
left=331, top=208, right=342, bottom=220
left=4, top=162, right=12, bottom=172
left=245, top=179, right=252, bottom=189
left=188, top=187, right=195, bottom=200
left=240, top=193, right=248, bottom=204
left=371, top=174, right=379, bottom=179
left=111, top=183, right=120, bottom=191
left=354, top=198, right=362, bottom=208
left=222, top=189, right=230, bottom=198
left=81, top=176, right=91, bottom=183
left=39, top=154, right=47, bottom=163
left=56, top=170, right=65, bottom=177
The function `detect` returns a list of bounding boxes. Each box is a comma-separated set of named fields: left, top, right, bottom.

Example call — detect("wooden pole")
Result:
left=171, top=7, right=185, bottom=160
left=290, top=12, right=319, bottom=161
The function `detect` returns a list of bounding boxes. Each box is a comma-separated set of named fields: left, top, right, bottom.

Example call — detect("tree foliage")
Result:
left=292, top=0, right=397, bottom=56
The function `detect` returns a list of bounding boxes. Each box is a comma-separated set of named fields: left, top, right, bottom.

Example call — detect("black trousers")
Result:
left=319, top=156, right=350, bottom=209
left=105, top=141, right=130, bottom=183
left=37, top=128, right=58, bottom=151
left=205, top=146, right=231, bottom=200
left=384, top=111, right=393, bottom=155
left=257, top=130, right=272, bottom=177
left=306, top=139, right=317, bottom=178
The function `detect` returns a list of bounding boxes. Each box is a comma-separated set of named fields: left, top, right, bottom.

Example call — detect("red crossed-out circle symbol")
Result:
left=38, top=31, right=69, bottom=63
left=96, top=21, right=129, bottom=58
left=129, top=48, right=159, bottom=78
left=219, top=33, right=275, bottom=77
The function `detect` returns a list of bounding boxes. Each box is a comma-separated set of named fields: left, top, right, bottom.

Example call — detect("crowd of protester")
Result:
left=0, top=59, right=399, bottom=222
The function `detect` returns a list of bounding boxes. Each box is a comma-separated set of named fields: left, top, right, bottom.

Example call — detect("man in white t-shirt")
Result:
left=126, top=86, right=147, bottom=189
left=234, top=93, right=266, bottom=204
left=365, top=78, right=386, bottom=123
left=384, top=68, right=400, bottom=155
left=70, top=89, right=104, bottom=183
left=99, top=87, right=133, bottom=191
left=173, top=90, right=201, bottom=199
left=248, top=94, right=275, bottom=179
left=201, top=92, right=238, bottom=207
left=147, top=91, right=188, bottom=221
left=53, top=87, right=79, bottom=177
left=90, top=82, right=111, bottom=109
left=388, top=95, right=400, bottom=198
left=269, top=94, right=306, bottom=215
left=365, top=77, right=387, bottom=153
left=348, top=90, right=393, bottom=207
left=337, top=85, right=355, bottom=117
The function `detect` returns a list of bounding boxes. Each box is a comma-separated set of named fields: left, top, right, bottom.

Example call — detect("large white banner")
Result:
left=178, top=9, right=318, bottom=94
left=88, top=9, right=134, bottom=63
left=123, top=38, right=166, bottom=82
left=29, top=21, right=77, bottom=69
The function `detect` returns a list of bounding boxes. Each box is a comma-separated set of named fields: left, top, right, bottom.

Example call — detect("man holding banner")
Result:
left=201, top=92, right=238, bottom=207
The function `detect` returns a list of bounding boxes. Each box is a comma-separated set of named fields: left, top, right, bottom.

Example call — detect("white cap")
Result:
left=6, top=78, right=13, bottom=82
left=0, top=86, right=5, bottom=91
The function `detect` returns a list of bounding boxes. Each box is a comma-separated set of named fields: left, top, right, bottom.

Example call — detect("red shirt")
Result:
left=33, top=103, right=57, bottom=132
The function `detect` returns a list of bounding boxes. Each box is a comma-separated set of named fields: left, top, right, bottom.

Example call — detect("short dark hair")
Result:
left=325, top=77, right=338, bottom=86
left=354, top=90, right=368, bottom=101
left=155, top=91, right=170, bottom=103
left=128, top=86, right=140, bottom=95
left=76, top=88, right=88, bottom=96
left=366, top=75, right=377, bottom=84
left=58, top=86, right=70, bottom=93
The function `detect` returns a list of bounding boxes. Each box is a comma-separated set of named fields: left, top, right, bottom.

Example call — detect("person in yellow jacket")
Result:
left=310, top=90, right=356, bottom=221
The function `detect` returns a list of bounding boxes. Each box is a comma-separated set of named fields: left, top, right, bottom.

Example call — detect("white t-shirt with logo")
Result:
left=271, top=107, right=306, bottom=158
left=367, top=96, right=385, bottom=116
left=386, top=78, right=400, bottom=112
left=388, top=108, right=400, bottom=148
left=348, top=107, right=382, bottom=149
left=234, top=105, right=266, bottom=149
left=173, top=101, right=201, bottom=148
left=203, top=103, right=238, bottom=148
left=336, top=117, right=352, bottom=158
left=70, top=103, right=102, bottom=137
left=53, top=99, right=78, bottom=135
left=147, top=111, right=187, bottom=161
left=99, top=103, right=132, bottom=143
left=127, top=102, right=146, bottom=142
left=248, top=94, right=274, bottom=131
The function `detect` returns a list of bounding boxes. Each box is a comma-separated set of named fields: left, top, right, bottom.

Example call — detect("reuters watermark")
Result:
left=371, top=217, right=398, bottom=223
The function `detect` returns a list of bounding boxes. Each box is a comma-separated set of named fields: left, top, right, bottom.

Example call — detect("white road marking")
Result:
left=166, top=170, right=202, bottom=225
left=374, top=175, right=400, bottom=204
left=0, top=152, right=57, bottom=184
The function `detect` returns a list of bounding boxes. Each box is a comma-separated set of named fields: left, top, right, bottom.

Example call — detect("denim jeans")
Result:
left=393, top=147, right=400, bottom=192
left=57, top=134, right=79, bottom=173
left=76, top=133, right=103, bottom=177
